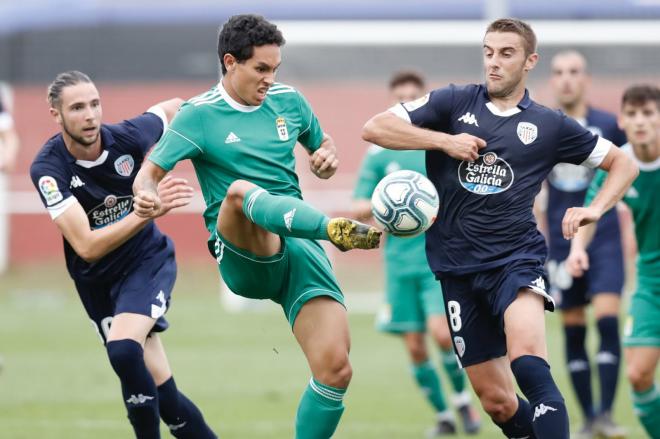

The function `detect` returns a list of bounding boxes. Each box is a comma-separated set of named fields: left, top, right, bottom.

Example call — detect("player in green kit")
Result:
left=567, top=84, right=660, bottom=438
left=352, top=71, right=480, bottom=436
left=132, top=14, right=381, bottom=439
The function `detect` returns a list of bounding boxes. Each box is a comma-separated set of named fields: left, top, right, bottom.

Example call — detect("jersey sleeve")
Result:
left=353, top=145, right=384, bottom=200
left=556, top=114, right=610, bottom=168
left=611, top=126, right=628, bottom=147
left=148, top=103, right=204, bottom=171
left=297, top=91, right=324, bottom=151
left=388, top=85, right=454, bottom=131
left=0, top=100, right=13, bottom=132
left=584, top=168, right=607, bottom=207
left=115, top=111, right=166, bottom=155
left=29, top=160, right=76, bottom=220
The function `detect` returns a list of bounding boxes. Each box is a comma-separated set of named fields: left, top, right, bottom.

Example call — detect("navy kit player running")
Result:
left=30, top=71, right=216, bottom=439
left=363, top=19, right=638, bottom=439
left=542, top=50, right=627, bottom=438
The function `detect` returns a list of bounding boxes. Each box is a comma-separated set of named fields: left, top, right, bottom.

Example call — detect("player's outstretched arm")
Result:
left=362, top=111, right=485, bottom=161
left=309, top=133, right=339, bottom=179
left=561, top=145, right=638, bottom=240
left=55, top=176, right=192, bottom=262
left=133, top=160, right=169, bottom=218
left=152, top=97, right=184, bottom=123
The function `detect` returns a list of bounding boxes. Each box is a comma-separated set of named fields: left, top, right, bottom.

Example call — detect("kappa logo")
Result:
left=530, top=276, right=546, bottom=293
left=225, top=132, right=241, bottom=144
left=151, top=290, right=167, bottom=319
left=70, top=175, right=85, bottom=189
left=533, top=403, right=557, bottom=421
left=126, top=394, right=155, bottom=405
left=517, top=122, right=538, bottom=145
left=283, top=208, right=297, bottom=232
left=458, top=112, right=479, bottom=126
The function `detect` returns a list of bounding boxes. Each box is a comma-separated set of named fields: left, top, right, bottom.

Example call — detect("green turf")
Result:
left=0, top=262, right=649, bottom=438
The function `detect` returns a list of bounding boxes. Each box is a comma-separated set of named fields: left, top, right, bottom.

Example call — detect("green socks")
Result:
left=295, top=378, right=346, bottom=439
left=243, top=187, right=330, bottom=240
left=412, top=361, right=448, bottom=413
left=633, top=383, right=660, bottom=438
left=441, top=348, right=466, bottom=394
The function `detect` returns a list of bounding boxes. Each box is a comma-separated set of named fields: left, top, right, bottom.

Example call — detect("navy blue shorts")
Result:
left=438, top=259, right=554, bottom=368
left=547, top=243, right=624, bottom=310
left=74, top=245, right=176, bottom=345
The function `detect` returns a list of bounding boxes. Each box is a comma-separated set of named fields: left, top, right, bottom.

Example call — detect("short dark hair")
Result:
left=217, top=14, right=285, bottom=75
left=389, top=70, right=426, bottom=91
left=47, top=70, right=92, bottom=108
left=622, top=84, right=660, bottom=110
left=486, top=18, right=537, bottom=56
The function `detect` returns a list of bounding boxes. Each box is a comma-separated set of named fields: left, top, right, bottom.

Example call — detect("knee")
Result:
left=433, top=329, right=452, bottom=351
left=224, top=180, right=254, bottom=210
left=627, top=363, right=654, bottom=392
left=316, top=350, right=352, bottom=389
left=477, top=387, right=518, bottom=423
left=407, top=341, right=429, bottom=364
left=107, top=339, right=144, bottom=376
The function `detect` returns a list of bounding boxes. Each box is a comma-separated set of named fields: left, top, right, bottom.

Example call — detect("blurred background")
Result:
left=1, top=0, right=659, bottom=438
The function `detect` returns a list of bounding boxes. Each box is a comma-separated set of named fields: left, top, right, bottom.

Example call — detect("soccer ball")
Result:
left=371, top=170, right=439, bottom=237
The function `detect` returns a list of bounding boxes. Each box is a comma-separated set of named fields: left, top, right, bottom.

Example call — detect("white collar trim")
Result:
left=623, top=143, right=660, bottom=172
left=76, top=150, right=109, bottom=168
left=218, top=80, right=262, bottom=113
left=485, top=102, right=521, bottom=117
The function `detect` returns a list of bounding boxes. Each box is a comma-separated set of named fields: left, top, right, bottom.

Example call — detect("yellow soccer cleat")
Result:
left=327, top=217, right=381, bottom=252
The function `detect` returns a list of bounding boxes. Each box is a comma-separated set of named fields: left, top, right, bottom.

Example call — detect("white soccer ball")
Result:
left=371, top=170, right=439, bottom=237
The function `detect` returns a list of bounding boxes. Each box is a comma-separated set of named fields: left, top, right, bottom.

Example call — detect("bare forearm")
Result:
left=589, top=151, right=638, bottom=215
left=362, top=112, right=448, bottom=151
left=133, top=161, right=164, bottom=196
left=570, top=222, right=597, bottom=251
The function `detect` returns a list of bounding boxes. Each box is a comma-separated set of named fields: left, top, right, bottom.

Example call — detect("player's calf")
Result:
left=107, top=339, right=161, bottom=438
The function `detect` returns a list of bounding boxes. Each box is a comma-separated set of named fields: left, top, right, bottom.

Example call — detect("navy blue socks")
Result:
left=596, top=316, right=621, bottom=414
left=157, top=376, right=217, bottom=438
left=494, top=395, right=534, bottom=438
left=564, top=324, right=595, bottom=420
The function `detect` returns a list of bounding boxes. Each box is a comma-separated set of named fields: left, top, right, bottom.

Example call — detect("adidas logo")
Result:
left=225, top=132, right=241, bottom=144
left=626, top=186, right=639, bottom=198
left=533, top=403, right=557, bottom=421
left=458, top=112, right=479, bottom=126
left=126, top=394, right=155, bottom=405
left=70, top=175, right=85, bottom=188
left=283, top=208, right=296, bottom=231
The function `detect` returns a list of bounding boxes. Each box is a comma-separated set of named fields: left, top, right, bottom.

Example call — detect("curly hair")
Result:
left=217, top=14, right=285, bottom=75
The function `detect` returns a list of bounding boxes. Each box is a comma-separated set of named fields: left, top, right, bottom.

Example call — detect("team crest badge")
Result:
left=517, top=122, right=538, bottom=145
left=276, top=117, right=289, bottom=141
left=114, top=154, right=134, bottom=177
left=453, top=336, right=466, bottom=358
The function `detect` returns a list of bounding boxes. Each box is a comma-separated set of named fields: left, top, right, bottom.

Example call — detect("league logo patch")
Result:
left=114, top=154, right=134, bottom=177
left=458, top=152, right=514, bottom=195
left=453, top=336, right=466, bottom=358
left=517, top=122, right=538, bottom=145
left=38, top=176, right=63, bottom=206
left=276, top=116, right=289, bottom=141
left=402, top=93, right=430, bottom=112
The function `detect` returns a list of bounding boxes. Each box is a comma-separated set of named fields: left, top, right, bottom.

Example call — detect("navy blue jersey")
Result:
left=546, top=107, right=626, bottom=260
left=30, top=112, right=168, bottom=283
left=390, top=84, right=609, bottom=276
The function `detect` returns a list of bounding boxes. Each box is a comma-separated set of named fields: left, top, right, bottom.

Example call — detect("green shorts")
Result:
left=375, top=268, right=446, bottom=334
left=623, top=285, right=660, bottom=347
left=209, top=230, right=344, bottom=327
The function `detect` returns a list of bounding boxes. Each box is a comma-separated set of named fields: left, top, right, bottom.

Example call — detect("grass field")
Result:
left=0, top=261, right=648, bottom=438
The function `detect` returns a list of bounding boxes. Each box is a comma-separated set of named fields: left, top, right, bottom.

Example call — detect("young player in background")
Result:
left=363, top=18, right=638, bottom=438
left=568, top=85, right=660, bottom=439
left=132, top=14, right=381, bottom=439
left=538, top=50, right=628, bottom=438
left=352, top=70, right=480, bottom=436
left=30, top=71, right=216, bottom=439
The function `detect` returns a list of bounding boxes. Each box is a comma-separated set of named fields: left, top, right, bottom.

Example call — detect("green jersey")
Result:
left=586, top=144, right=660, bottom=290
left=353, top=146, right=429, bottom=276
left=149, top=82, right=324, bottom=234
